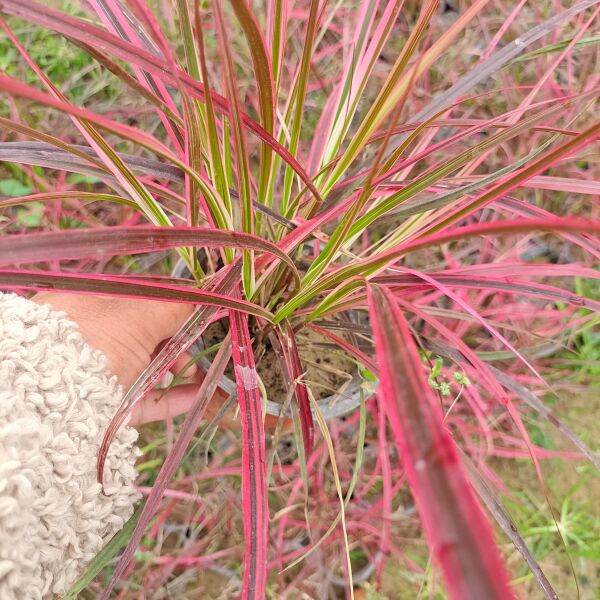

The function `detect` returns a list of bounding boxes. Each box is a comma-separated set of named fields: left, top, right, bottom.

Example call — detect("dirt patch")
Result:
left=202, top=321, right=357, bottom=402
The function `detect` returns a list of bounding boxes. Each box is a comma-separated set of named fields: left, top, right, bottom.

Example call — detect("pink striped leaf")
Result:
left=212, top=0, right=254, bottom=295
left=367, top=283, right=515, bottom=600
left=525, top=175, right=600, bottom=195
left=427, top=120, right=600, bottom=234
left=0, top=270, right=272, bottom=320
left=99, top=335, right=233, bottom=600
left=0, top=190, right=137, bottom=210
left=97, top=262, right=243, bottom=485
left=229, top=0, right=275, bottom=204
left=229, top=308, right=268, bottom=600
left=86, top=0, right=184, bottom=150
left=274, top=217, right=600, bottom=323
left=0, top=0, right=324, bottom=206
left=443, top=262, right=600, bottom=279
left=0, top=226, right=299, bottom=288
left=272, top=321, right=314, bottom=455
left=311, top=267, right=600, bottom=320
left=282, top=322, right=313, bottom=455
left=372, top=273, right=600, bottom=313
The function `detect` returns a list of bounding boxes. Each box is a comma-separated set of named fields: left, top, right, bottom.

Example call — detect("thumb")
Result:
left=128, top=376, right=230, bottom=427
left=129, top=383, right=200, bottom=426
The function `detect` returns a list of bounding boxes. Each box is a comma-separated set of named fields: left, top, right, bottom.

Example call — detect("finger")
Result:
left=129, top=375, right=230, bottom=427
left=128, top=377, right=294, bottom=433
left=129, top=383, right=200, bottom=426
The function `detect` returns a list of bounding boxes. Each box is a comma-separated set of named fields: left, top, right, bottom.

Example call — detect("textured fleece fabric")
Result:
left=0, top=293, right=140, bottom=599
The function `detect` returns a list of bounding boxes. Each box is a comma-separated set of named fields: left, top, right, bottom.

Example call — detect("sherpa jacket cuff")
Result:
left=0, top=292, right=140, bottom=599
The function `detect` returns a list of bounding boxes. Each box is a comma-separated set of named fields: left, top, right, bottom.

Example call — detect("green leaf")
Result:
left=0, top=178, right=33, bottom=196
left=66, top=173, right=102, bottom=185
left=16, top=202, right=45, bottom=227
left=61, top=504, right=143, bottom=600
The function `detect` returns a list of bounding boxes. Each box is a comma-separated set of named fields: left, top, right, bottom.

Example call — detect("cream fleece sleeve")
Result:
left=0, top=292, right=141, bottom=599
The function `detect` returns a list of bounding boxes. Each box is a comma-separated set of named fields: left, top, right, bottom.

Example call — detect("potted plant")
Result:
left=0, top=0, right=598, bottom=597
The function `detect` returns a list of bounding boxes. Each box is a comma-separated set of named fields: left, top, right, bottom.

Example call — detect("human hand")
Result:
left=32, top=292, right=211, bottom=426
left=32, top=292, right=289, bottom=432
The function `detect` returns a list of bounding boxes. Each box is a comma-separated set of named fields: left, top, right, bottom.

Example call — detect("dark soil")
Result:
left=202, top=321, right=356, bottom=402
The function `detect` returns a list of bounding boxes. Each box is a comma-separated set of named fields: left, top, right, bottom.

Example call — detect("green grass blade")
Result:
left=61, top=504, right=143, bottom=600
left=348, top=91, right=597, bottom=239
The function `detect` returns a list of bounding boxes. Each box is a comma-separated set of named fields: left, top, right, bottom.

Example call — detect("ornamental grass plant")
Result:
left=0, top=0, right=599, bottom=598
